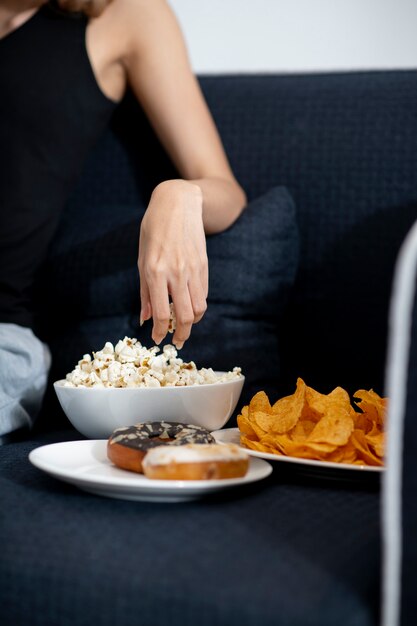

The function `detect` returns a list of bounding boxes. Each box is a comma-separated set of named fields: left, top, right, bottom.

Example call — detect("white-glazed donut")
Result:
left=142, top=443, right=249, bottom=480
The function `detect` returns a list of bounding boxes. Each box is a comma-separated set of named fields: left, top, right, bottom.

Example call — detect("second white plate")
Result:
left=212, top=428, right=383, bottom=473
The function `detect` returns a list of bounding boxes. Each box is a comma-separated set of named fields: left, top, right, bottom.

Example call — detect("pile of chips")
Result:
left=237, top=378, right=386, bottom=466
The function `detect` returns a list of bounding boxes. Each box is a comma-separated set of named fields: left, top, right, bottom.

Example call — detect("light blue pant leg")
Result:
left=0, top=323, right=51, bottom=436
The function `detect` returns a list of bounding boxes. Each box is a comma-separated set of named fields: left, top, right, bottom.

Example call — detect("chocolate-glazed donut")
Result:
left=107, top=421, right=215, bottom=473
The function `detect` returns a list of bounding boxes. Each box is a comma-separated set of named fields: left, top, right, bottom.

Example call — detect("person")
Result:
left=0, top=0, right=246, bottom=439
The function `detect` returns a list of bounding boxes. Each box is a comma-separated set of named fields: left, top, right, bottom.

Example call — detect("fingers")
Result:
left=201, top=253, right=209, bottom=299
left=139, top=254, right=208, bottom=348
left=147, top=274, right=171, bottom=345
left=188, top=278, right=207, bottom=324
left=142, top=280, right=207, bottom=348
left=140, top=281, right=152, bottom=326
left=171, top=283, right=195, bottom=350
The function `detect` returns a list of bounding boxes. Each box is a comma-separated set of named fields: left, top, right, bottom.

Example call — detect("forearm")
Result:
left=189, top=176, right=246, bottom=235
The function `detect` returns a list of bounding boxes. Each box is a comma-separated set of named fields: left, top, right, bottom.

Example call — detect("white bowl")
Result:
left=53, top=375, right=245, bottom=439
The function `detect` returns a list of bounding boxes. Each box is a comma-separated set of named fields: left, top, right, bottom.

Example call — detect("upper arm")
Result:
left=119, top=0, right=236, bottom=182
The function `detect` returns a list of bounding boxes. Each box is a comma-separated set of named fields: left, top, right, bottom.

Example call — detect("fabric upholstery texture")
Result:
left=201, top=71, right=417, bottom=396
left=0, top=430, right=381, bottom=626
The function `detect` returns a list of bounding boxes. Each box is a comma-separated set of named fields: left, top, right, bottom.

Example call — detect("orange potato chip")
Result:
left=307, top=411, right=354, bottom=447
left=350, top=429, right=383, bottom=466
left=365, top=431, right=384, bottom=458
left=266, top=377, right=306, bottom=433
left=258, top=433, right=292, bottom=455
left=289, top=419, right=316, bottom=442
left=326, top=441, right=358, bottom=464
left=237, top=406, right=258, bottom=439
left=259, top=432, right=339, bottom=457
left=252, top=411, right=279, bottom=433
left=249, top=391, right=272, bottom=415
left=354, top=389, right=387, bottom=428
left=240, top=434, right=282, bottom=455
left=304, top=385, right=349, bottom=416
left=245, top=417, right=269, bottom=440
left=303, top=386, right=328, bottom=421
left=352, top=411, right=373, bottom=433
left=282, top=441, right=339, bottom=459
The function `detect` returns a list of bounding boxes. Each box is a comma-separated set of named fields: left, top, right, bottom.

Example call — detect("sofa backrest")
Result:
left=199, top=71, right=416, bottom=395
left=44, top=70, right=417, bottom=398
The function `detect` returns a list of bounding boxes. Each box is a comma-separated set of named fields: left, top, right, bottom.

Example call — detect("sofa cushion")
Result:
left=37, top=186, right=298, bottom=429
left=0, top=429, right=381, bottom=626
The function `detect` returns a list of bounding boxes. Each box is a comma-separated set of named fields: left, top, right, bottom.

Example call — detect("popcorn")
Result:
left=168, top=303, right=176, bottom=333
left=64, top=337, right=242, bottom=388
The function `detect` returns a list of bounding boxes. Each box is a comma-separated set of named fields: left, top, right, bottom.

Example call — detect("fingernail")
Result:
left=139, top=315, right=144, bottom=327
left=174, top=341, right=184, bottom=350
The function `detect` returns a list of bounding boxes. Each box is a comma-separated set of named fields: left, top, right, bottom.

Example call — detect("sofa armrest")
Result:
left=382, top=219, right=417, bottom=626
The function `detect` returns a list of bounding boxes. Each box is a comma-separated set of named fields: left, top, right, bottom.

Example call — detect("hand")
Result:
left=138, top=180, right=208, bottom=349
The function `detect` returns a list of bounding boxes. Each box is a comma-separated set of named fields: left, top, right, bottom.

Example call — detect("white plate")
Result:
left=29, top=440, right=272, bottom=502
left=212, top=428, right=384, bottom=474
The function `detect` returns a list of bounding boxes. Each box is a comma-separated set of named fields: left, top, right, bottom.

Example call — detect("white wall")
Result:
left=170, top=0, right=417, bottom=73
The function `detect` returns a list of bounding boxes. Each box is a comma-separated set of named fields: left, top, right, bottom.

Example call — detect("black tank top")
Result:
left=0, top=3, right=117, bottom=328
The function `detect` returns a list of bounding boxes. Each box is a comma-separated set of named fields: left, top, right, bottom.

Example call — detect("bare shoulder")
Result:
left=97, top=0, right=183, bottom=57
left=110, top=0, right=171, bottom=16
left=86, top=0, right=179, bottom=101
left=97, top=0, right=175, bottom=40
left=109, top=0, right=173, bottom=22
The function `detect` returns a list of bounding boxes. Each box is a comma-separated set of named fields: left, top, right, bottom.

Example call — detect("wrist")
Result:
left=152, top=179, right=203, bottom=204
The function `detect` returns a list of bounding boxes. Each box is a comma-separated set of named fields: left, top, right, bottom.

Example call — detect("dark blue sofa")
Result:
left=1, top=70, right=417, bottom=626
